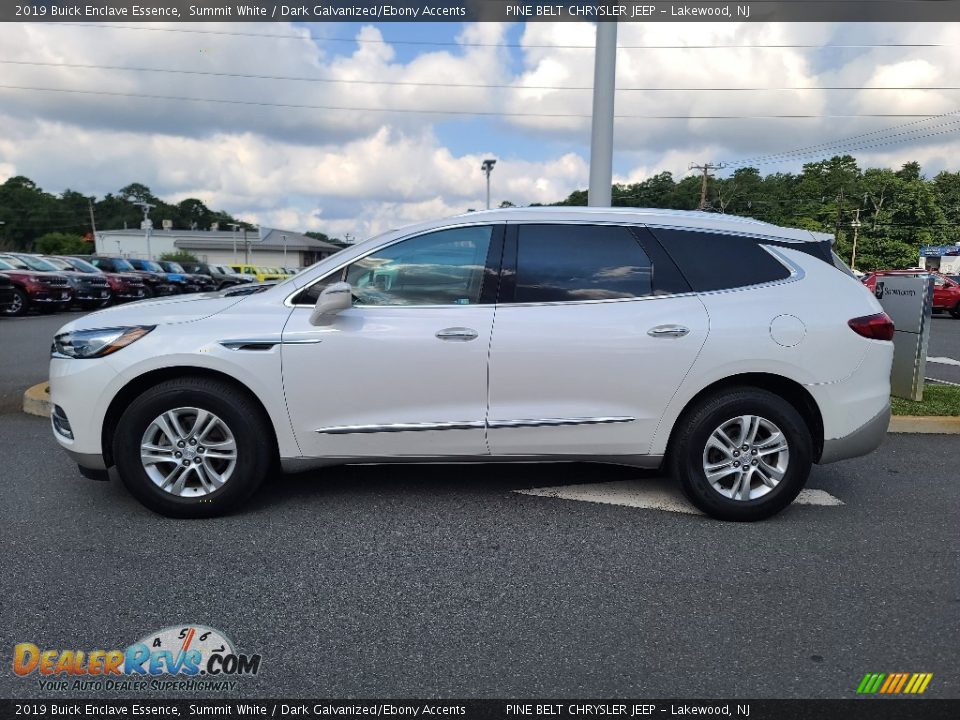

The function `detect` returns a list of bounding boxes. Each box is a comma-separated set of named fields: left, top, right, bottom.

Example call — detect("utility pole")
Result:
left=282, top=234, right=287, bottom=267
left=87, top=198, right=98, bottom=252
left=243, top=227, right=249, bottom=264
left=588, top=21, right=617, bottom=207
left=689, top=162, right=725, bottom=211
left=834, top=187, right=845, bottom=239
left=850, top=208, right=862, bottom=271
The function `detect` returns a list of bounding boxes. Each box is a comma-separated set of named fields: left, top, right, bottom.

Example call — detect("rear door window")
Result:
left=512, top=225, right=654, bottom=303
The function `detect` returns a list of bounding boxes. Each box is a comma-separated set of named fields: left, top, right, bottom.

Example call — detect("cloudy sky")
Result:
left=1, top=20, right=960, bottom=238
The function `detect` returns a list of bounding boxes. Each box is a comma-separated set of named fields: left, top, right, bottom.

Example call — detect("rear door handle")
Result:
left=436, top=327, right=479, bottom=342
left=648, top=324, right=690, bottom=338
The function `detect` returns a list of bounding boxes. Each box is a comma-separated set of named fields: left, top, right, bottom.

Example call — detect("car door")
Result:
left=486, top=223, right=709, bottom=458
left=281, top=224, right=503, bottom=459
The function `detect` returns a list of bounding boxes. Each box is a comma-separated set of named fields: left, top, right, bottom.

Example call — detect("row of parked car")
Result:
left=0, top=253, right=300, bottom=317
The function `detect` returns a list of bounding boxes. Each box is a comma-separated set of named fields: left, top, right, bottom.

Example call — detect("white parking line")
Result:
left=515, top=479, right=843, bottom=515
left=928, top=356, right=960, bottom=366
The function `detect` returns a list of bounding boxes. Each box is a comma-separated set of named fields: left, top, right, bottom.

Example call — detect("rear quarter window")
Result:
left=650, top=228, right=792, bottom=292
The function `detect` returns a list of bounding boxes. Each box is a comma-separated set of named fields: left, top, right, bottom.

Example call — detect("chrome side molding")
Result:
left=315, top=416, right=635, bottom=434
left=219, top=337, right=322, bottom=351
left=317, top=421, right=487, bottom=435
left=487, top=416, right=635, bottom=429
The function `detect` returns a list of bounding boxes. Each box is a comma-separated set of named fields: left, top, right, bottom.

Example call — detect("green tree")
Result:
left=159, top=251, right=199, bottom=263
left=34, top=232, right=89, bottom=255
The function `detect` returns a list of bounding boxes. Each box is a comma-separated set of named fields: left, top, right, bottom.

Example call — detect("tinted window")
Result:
left=651, top=228, right=791, bottom=292
left=514, top=225, right=652, bottom=303
left=346, top=226, right=492, bottom=306
left=294, top=226, right=494, bottom=306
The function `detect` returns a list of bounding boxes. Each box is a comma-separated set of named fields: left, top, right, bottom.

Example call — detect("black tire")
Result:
left=3, top=288, right=29, bottom=316
left=951, top=302, right=960, bottom=319
left=140, top=285, right=154, bottom=298
left=669, top=388, right=812, bottom=521
left=113, top=377, right=274, bottom=518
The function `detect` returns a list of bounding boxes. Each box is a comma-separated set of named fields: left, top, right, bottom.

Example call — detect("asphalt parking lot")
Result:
left=1, top=311, right=958, bottom=699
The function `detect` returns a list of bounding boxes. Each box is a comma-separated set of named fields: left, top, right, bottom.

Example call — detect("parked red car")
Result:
left=48, top=255, right=147, bottom=304
left=862, top=270, right=960, bottom=318
left=0, top=255, right=73, bottom=316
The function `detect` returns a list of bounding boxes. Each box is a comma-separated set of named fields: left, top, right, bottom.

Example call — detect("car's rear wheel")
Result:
left=3, top=288, right=28, bottom=316
left=140, top=285, right=154, bottom=298
left=669, top=388, right=812, bottom=521
left=113, top=378, right=273, bottom=517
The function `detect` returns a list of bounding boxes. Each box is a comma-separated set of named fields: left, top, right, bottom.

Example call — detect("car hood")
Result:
left=57, top=292, right=247, bottom=333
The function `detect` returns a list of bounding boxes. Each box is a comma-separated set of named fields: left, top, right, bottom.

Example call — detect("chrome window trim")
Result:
left=285, top=220, right=812, bottom=310
left=283, top=220, right=501, bottom=309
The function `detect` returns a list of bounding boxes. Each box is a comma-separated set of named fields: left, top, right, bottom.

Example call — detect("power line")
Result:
left=0, top=84, right=950, bottom=120
left=727, top=109, right=960, bottom=166
left=44, top=22, right=960, bottom=50
left=4, top=59, right=960, bottom=94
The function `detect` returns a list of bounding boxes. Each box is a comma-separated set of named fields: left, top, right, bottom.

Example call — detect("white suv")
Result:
left=49, top=208, right=894, bottom=521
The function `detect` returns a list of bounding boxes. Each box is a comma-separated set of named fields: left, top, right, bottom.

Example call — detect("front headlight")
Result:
left=52, top=326, right=155, bottom=359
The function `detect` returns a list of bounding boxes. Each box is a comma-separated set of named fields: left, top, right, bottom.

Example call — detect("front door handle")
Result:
left=648, top=324, right=690, bottom=338
left=436, top=327, right=479, bottom=342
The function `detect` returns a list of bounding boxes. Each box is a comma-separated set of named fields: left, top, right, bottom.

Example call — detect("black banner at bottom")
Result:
left=2, top=699, right=958, bottom=720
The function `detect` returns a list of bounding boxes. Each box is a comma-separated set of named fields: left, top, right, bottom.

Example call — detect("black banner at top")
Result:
left=6, top=1, right=960, bottom=23
left=1, top=699, right=959, bottom=720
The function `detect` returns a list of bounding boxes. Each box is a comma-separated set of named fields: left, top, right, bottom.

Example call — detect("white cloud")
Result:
left=2, top=20, right=960, bottom=239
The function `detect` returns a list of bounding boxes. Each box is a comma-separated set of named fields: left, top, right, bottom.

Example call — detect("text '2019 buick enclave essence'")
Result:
left=50, top=208, right=894, bottom=521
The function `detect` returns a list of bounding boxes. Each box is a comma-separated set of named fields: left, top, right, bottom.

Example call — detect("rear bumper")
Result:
left=818, top=402, right=890, bottom=464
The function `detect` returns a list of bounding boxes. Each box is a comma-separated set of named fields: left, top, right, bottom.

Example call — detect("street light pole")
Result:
left=588, top=21, right=617, bottom=207
left=134, top=201, right=156, bottom=260
left=228, top=223, right=240, bottom=263
left=850, top=209, right=862, bottom=271
left=481, top=159, right=496, bottom=209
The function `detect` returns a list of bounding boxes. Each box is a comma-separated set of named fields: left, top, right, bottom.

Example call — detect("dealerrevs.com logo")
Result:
left=13, top=625, right=261, bottom=692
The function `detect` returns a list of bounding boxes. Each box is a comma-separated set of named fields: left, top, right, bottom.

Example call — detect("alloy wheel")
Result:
left=701, top=415, right=790, bottom=501
left=140, top=407, right=238, bottom=497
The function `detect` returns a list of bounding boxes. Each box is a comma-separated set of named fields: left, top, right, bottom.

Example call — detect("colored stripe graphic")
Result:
left=857, top=672, right=932, bottom=694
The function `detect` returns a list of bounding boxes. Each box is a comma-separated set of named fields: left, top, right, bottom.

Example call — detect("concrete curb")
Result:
left=22, top=382, right=960, bottom=433
left=888, top=415, right=960, bottom=434
left=22, top=382, right=51, bottom=418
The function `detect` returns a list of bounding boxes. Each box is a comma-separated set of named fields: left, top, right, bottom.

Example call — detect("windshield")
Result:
left=162, top=261, right=185, bottom=273
left=0, top=259, right=15, bottom=270
left=134, top=260, right=163, bottom=272
left=0, top=255, right=31, bottom=270
left=43, top=257, right=72, bottom=271
left=63, top=257, right=100, bottom=273
left=109, top=258, right=135, bottom=271
left=17, top=255, right=60, bottom=272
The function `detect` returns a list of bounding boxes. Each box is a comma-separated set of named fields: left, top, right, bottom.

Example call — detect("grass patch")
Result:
left=891, top=384, right=960, bottom=416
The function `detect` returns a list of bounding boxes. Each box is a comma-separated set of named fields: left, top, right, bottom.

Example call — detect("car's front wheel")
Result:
left=950, top=302, right=960, bottom=319
left=3, top=288, right=28, bottom=316
left=113, top=378, right=273, bottom=517
left=669, top=388, right=812, bottom=521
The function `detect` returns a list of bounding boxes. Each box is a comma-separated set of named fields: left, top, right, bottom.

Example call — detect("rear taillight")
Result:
left=848, top=312, right=895, bottom=341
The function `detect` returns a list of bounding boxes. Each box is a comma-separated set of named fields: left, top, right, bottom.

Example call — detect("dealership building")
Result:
left=94, top=227, right=343, bottom=268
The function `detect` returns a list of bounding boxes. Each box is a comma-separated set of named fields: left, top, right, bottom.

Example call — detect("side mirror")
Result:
left=309, top=282, right=352, bottom=326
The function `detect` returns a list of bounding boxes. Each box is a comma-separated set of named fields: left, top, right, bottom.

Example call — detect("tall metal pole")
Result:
left=588, top=21, right=617, bottom=207
left=481, top=159, right=496, bottom=210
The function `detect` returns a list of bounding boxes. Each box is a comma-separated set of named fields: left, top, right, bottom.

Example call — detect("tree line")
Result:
left=2, top=155, right=958, bottom=270
left=549, top=155, right=960, bottom=270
